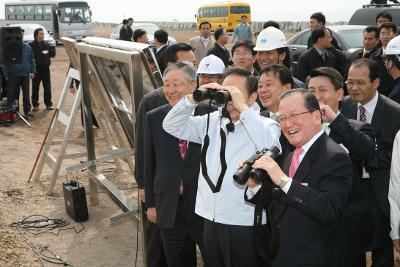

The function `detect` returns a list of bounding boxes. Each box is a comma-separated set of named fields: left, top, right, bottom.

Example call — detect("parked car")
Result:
left=9, top=23, right=56, bottom=57
left=287, top=25, right=365, bottom=76
left=109, top=22, right=176, bottom=45
left=349, top=4, right=400, bottom=26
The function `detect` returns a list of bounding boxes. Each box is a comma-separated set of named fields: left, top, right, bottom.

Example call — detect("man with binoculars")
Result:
left=163, top=67, right=281, bottom=267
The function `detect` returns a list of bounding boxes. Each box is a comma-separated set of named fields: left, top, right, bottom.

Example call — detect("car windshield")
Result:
left=336, top=29, right=364, bottom=49
left=131, top=24, right=159, bottom=35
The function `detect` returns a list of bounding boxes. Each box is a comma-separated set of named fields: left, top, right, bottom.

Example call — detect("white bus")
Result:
left=5, top=0, right=93, bottom=41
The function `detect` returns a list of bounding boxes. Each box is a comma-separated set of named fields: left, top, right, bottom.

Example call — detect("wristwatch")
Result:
left=279, top=175, right=290, bottom=189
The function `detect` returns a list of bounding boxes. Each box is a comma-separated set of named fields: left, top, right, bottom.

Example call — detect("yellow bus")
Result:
left=196, top=2, right=251, bottom=32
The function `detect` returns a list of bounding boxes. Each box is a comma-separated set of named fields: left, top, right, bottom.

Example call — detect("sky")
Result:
left=0, top=0, right=374, bottom=23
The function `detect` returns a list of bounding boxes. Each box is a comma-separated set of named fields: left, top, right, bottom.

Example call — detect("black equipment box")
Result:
left=63, top=180, right=89, bottom=222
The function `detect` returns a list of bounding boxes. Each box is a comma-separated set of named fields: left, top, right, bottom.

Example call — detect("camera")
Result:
left=193, top=88, right=231, bottom=104
left=233, top=146, right=280, bottom=186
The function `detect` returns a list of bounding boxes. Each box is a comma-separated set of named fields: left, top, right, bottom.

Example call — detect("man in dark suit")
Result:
left=307, top=12, right=340, bottom=50
left=153, top=29, right=169, bottom=75
left=247, top=89, right=353, bottom=266
left=207, top=27, right=231, bottom=67
left=341, top=58, right=400, bottom=266
left=307, top=67, right=376, bottom=267
left=134, top=43, right=196, bottom=267
left=296, top=27, right=339, bottom=82
left=350, top=26, right=381, bottom=63
left=119, top=19, right=130, bottom=41
left=145, top=62, right=207, bottom=267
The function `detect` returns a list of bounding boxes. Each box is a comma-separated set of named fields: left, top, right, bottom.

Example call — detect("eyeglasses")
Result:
left=277, top=111, right=312, bottom=124
left=344, top=80, right=370, bottom=87
left=233, top=51, right=253, bottom=57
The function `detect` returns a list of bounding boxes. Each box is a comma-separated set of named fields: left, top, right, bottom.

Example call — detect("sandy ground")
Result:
left=0, top=27, right=399, bottom=267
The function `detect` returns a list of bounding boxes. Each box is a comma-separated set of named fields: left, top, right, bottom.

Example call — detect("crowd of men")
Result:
left=131, top=11, right=400, bottom=267
left=0, top=27, right=53, bottom=119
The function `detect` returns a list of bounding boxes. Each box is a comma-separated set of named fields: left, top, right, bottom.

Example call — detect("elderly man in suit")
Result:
left=297, top=27, right=341, bottom=82
left=248, top=89, right=353, bottom=266
left=144, top=62, right=211, bottom=267
left=190, top=21, right=215, bottom=65
left=341, top=58, right=400, bottom=266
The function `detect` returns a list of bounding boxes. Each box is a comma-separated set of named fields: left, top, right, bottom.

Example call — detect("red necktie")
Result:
left=289, top=147, right=304, bottom=178
left=359, top=105, right=367, bottom=123
left=178, top=140, right=187, bottom=194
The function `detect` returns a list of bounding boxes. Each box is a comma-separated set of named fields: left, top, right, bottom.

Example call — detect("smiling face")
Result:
left=162, top=69, right=196, bottom=107
left=256, top=50, right=285, bottom=68
left=232, top=45, right=256, bottom=71
left=257, top=71, right=290, bottom=113
left=278, top=93, right=322, bottom=147
left=307, top=76, right=343, bottom=113
left=347, top=65, right=379, bottom=105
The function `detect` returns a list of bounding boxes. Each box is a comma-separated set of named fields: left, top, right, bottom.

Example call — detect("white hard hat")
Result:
left=254, top=26, right=287, bottom=51
left=197, top=55, right=225, bottom=74
left=384, top=35, right=400, bottom=55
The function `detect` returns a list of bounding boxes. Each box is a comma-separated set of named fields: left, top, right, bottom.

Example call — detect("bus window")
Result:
left=43, top=5, right=52, bottom=21
left=34, top=5, right=43, bottom=20
left=16, top=6, right=24, bottom=20
left=6, top=6, right=16, bottom=20
left=25, top=6, right=34, bottom=20
left=230, top=6, right=251, bottom=14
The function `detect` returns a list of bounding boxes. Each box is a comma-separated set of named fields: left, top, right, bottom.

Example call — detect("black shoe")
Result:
left=32, top=106, right=39, bottom=111
left=46, top=106, right=54, bottom=110
left=25, top=111, right=34, bottom=118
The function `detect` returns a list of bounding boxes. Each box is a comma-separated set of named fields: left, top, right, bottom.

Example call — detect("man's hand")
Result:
left=320, top=104, right=337, bottom=123
left=69, top=87, right=77, bottom=95
left=394, top=239, right=400, bottom=253
left=224, top=85, right=249, bottom=113
left=147, top=207, right=157, bottom=223
left=139, top=189, right=145, bottom=203
left=252, top=155, right=286, bottom=187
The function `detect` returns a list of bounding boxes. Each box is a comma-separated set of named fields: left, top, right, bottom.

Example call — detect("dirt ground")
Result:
left=0, top=27, right=399, bottom=267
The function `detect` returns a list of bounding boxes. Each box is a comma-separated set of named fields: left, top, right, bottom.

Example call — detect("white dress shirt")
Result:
left=163, top=96, right=281, bottom=226
left=389, top=130, right=400, bottom=241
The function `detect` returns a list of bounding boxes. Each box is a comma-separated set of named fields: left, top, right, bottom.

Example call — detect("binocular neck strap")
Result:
left=200, top=102, right=227, bottom=193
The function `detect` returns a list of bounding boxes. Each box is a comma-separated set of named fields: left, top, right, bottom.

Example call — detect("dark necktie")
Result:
left=321, top=52, right=326, bottom=63
left=178, top=140, right=187, bottom=194
left=362, top=52, right=369, bottom=58
left=359, top=105, right=367, bottom=122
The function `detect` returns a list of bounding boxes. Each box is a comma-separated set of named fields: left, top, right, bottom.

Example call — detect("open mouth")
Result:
left=288, top=129, right=300, bottom=136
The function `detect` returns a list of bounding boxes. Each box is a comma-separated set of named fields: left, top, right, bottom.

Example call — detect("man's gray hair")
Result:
left=163, top=61, right=196, bottom=82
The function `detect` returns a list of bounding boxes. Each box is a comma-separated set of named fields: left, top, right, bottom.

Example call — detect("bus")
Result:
left=196, top=2, right=251, bottom=32
left=5, top=0, right=92, bottom=41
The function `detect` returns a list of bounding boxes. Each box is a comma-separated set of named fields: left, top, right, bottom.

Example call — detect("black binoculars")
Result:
left=233, top=146, right=280, bottom=186
left=193, top=88, right=231, bottom=104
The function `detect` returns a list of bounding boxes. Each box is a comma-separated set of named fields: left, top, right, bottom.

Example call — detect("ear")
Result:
left=372, top=78, right=380, bottom=91
left=248, top=91, right=258, bottom=104
left=283, top=83, right=291, bottom=91
left=189, top=80, right=197, bottom=93
left=278, top=52, right=287, bottom=65
left=337, top=88, right=344, bottom=102
left=252, top=55, right=257, bottom=64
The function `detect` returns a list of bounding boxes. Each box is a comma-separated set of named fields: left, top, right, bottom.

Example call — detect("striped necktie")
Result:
left=359, top=105, right=367, bottom=123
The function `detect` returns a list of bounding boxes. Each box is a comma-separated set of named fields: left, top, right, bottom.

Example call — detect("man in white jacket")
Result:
left=389, top=130, right=400, bottom=253
left=163, top=67, right=281, bottom=267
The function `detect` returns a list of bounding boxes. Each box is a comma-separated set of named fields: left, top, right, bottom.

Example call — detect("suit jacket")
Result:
left=190, top=36, right=215, bottom=64
left=155, top=45, right=168, bottom=75
left=134, top=87, right=168, bottom=189
left=272, top=133, right=352, bottom=266
left=119, top=25, right=130, bottom=41
left=144, top=103, right=212, bottom=229
left=328, top=114, right=376, bottom=254
left=349, top=47, right=380, bottom=63
left=389, top=77, right=400, bottom=104
left=296, top=47, right=338, bottom=82
left=340, top=94, right=400, bottom=218
left=207, top=43, right=232, bottom=67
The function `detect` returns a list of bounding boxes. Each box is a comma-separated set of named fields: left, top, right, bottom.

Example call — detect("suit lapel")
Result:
left=371, top=94, right=385, bottom=130
left=276, top=133, right=327, bottom=220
